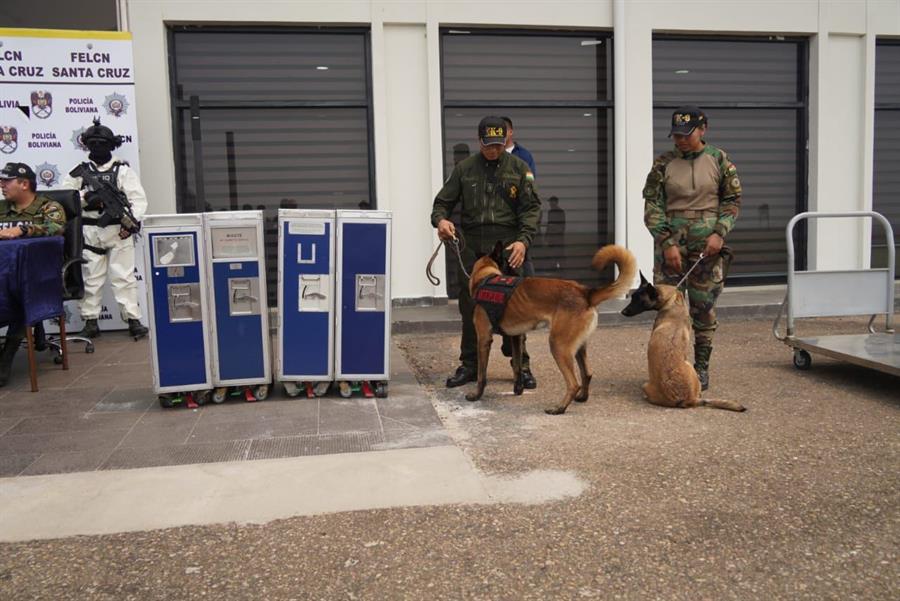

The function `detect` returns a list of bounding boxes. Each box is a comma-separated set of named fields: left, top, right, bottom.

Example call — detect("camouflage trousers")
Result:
left=455, top=228, right=530, bottom=370
left=654, top=215, right=728, bottom=369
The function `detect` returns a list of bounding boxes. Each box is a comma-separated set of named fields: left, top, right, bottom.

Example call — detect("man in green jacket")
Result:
left=0, top=162, right=67, bottom=386
left=432, top=116, right=541, bottom=388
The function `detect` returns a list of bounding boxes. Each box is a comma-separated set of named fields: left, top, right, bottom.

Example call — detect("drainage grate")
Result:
left=247, top=431, right=384, bottom=460
left=101, top=440, right=252, bottom=470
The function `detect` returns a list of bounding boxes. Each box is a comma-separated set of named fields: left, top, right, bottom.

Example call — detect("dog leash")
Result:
left=426, top=237, right=470, bottom=286
left=674, top=253, right=706, bottom=290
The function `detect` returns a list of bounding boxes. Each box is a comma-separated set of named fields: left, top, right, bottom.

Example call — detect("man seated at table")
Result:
left=0, top=162, right=66, bottom=386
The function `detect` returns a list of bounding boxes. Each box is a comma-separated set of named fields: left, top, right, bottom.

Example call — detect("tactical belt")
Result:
left=667, top=209, right=718, bottom=218
left=473, top=274, right=522, bottom=335
left=83, top=217, right=101, bottom=226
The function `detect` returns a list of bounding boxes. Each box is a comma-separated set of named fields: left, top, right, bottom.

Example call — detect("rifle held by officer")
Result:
left=81, top=170, right=141, bottom=235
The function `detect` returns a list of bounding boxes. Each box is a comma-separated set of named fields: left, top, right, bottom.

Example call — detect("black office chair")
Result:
left=38, top=190, right=94, bottom=362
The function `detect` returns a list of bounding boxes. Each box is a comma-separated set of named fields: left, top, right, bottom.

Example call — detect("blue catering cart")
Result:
left=277, top=209, right=335, bottom=398
left=335, top=210, right=392, bottom=398
left=142, top=214, right=212, bottom=408
left=203, top=211, right=271, bottom=403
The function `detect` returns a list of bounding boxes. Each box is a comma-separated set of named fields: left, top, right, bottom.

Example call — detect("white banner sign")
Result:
left=0, top=28, right=146, bottom=332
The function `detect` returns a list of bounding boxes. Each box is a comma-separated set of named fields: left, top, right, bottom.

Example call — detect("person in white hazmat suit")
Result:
left=62, top=117, right=148, bottom=339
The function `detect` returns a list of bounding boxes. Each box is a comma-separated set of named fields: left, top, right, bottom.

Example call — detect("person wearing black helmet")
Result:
left=642, top=106, right=742, bottom=391
left=62, top=118, right=148, bottom=340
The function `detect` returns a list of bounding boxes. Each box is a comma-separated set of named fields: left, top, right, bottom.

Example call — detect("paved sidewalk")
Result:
left=0, top=334, right=450, bottom=478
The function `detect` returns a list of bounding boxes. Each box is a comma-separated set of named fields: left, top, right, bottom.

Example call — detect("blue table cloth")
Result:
left=0, top=237, right=64, bottom=330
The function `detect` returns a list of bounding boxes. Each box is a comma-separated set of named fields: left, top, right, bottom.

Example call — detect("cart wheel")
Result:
left=313, top=381, right=331, bottom=397
left=53, top=354, right=63, bottom=365
left=283, top=381, right=301, bottom=398
left=339, top=381, right=352, bottom=398
left=793, top=349, right=812, bottom=370
left=159, top=394, right=175, bottom=408
left=374, top=382, right=388, bottom=398
left=195, top=390, right=211, bottom=406
left=212, top=387, right=228, bottom=404
left=254, top=385, right=269, bottom=401
left=85, top=342, right=95, bottom=354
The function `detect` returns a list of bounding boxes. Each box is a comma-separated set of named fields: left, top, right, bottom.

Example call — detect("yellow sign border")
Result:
left=0, top=28, right=131, bottom=41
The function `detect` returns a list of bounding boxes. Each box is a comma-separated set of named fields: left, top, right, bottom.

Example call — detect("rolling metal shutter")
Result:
left=440, top=30, right=614, bottom=296
left=874, top=41, right=900, bottom=276
left=170, top=28, right=374, bottom=305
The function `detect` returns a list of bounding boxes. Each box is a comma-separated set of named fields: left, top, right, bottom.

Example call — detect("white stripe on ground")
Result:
left=0, top=445, right=586, bottom=542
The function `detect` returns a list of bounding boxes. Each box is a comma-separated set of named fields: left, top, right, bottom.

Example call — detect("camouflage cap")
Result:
left=0, top=162, right=35, bottom=181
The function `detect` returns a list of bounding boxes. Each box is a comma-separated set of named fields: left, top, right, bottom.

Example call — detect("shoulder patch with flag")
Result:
left=525, top=171, right=535, bottom=182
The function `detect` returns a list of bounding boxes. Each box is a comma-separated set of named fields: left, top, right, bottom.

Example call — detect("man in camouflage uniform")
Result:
left=0, top=162, right=66, bottom=386
left=643, top=106, right=741, bottom=391
left=432, top=116, right=541, bottom=388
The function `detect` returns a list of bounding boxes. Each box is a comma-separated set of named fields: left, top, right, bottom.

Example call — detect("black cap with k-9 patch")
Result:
left=669, top=106, right=707, bottom=136
left=478, top=116, right=508, bottom=146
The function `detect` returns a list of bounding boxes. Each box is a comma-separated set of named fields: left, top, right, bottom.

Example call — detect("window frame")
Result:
left=167, top=25, right=376, bottom=214
left=652, top=34, right=810, bottom=284
left=438, top=27, right=616, bottom=293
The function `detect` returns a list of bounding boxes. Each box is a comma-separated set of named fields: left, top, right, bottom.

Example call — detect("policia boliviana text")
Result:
left=431, top=116, right=541, bottom=389
left=643, top=105, right=742, bottom=391
left=0, top=162, right=66, bottom=387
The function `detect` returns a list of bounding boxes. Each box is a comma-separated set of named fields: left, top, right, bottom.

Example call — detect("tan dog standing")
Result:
left=467, top=241, right=636, bottom=415
left=621, top=274, right=745, bottom=411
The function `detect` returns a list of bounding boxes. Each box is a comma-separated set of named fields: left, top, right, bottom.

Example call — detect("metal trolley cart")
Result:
left=277, top=209, right=335, bottom=398
left=335, top=210, right=392, bottom=398
left=203, top=211, right=271, bottom=403
left=774, top=211, right=898, bottom=376
left=143, top=214, right=213, bottom=407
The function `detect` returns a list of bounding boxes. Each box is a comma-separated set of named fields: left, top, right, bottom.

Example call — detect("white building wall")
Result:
left=125, top=0, right=900, bottom=301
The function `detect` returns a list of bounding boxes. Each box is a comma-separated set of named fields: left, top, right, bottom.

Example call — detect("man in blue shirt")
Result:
left=501, top=117, right=536, bottom=175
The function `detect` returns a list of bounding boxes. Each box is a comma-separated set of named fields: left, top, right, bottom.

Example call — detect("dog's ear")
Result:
left=490, top=240, right=504, bottom=265
left=639, top=271, right=649, bottom=286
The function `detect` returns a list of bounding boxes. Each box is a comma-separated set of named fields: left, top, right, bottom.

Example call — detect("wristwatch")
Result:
left=18, top=224, right=29, bottom=236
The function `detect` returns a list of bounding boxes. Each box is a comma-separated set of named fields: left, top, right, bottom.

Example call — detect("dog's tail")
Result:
left=588, top=244, right=637, bottom=308
left=700, top=399, right=747, bottom=412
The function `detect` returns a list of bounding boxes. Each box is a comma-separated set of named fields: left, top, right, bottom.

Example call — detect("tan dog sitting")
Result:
left=621, top=274, right=745, bottom=412
left=467, top=241, right=636, bottom=415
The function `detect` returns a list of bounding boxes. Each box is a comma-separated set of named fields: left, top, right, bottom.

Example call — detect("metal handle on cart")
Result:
left=785, top=211, right=895, bottom=337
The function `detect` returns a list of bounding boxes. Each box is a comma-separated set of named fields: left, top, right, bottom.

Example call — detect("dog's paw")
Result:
left=544, top=406, right=566, bottom=415
left=465, top=392, right=481, bottom=402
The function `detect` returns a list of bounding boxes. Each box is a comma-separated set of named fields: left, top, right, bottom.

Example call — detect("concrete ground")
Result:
left=0, top=293, right=897, bottom=599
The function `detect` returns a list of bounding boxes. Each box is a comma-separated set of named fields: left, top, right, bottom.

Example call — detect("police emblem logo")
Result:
left=486, top=126, right=505, bottom=138
left=35, top=162, right=61, bottom=188
left=30, top=90, right=53, bottom=119
left=71, top=127, right=88, bottom=151
left=507, top=184, right=518, bottom=200
left=0, top=126, right=18, bottom=154
left=103, top=92, right=129, bottom=118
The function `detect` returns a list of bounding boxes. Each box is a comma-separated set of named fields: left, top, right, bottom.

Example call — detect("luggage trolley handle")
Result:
left=784, top=211, right=895, bottom=336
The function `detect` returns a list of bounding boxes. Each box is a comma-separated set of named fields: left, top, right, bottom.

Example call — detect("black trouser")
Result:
left=456, top=228, right=530, bottom=370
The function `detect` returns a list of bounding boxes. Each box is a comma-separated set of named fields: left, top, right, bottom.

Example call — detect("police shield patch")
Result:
left=0, top=126, right=18, bottom=154
left=30, top=90, right=52, bottom=119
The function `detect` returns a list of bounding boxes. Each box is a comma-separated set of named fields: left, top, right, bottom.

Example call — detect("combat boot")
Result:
left=0, top=335, right=23, bottom=387
left=79, top=319, right=101, bottom=338
left=128, top=319, right=148, bottom=340
left=694, top=343, right=712, bottom=392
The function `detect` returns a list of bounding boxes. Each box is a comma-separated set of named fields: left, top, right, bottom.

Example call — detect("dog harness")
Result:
left=473, top=274, right=522, bottom=334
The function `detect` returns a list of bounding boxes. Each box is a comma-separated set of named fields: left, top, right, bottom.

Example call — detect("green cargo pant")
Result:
left=653, top=214, right=727, bottom=370
left=455, top=227, right=530, bottom=371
